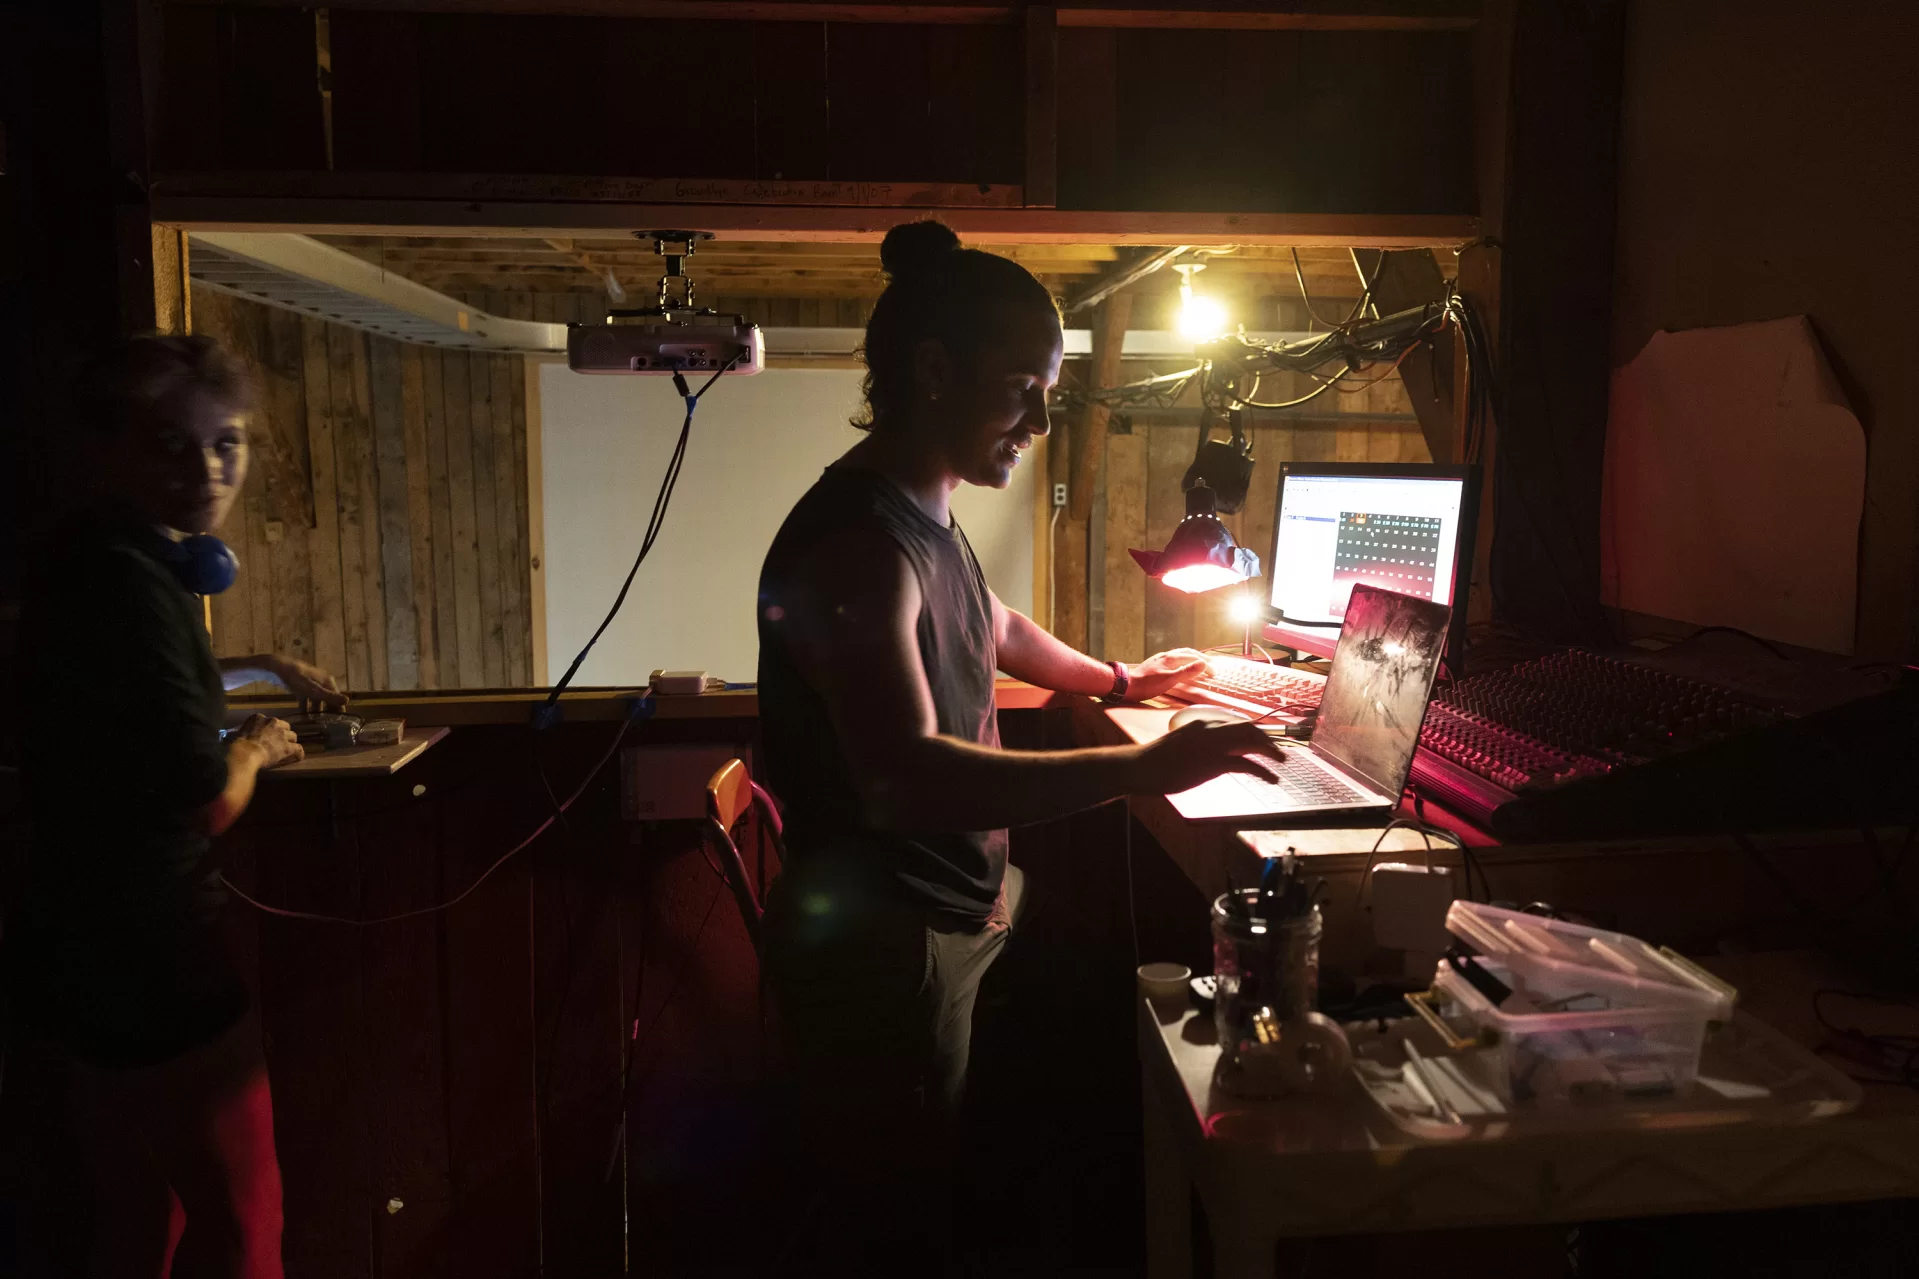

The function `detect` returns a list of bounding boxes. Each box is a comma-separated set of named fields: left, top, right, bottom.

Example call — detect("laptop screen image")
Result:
left=1310, top=583, right=1453, bottom=798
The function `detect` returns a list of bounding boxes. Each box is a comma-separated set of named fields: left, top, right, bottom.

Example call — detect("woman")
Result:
left=8, top=335, right=344, bottom=1277
left=755, top=221, right=1281, bottom=1261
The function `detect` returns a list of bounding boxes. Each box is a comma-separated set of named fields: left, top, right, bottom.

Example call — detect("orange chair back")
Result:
left=703, top=758, right=784, bottom=946
left=706, top=757, right=753, bottom=831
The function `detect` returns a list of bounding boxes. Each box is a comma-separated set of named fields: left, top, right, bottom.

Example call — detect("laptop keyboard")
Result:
left=1243, top=752, right=1367, bottom=807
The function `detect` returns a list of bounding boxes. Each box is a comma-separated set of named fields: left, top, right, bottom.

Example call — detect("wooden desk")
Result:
left=1139, top=949, right=1919, bottom=1279
left=266, top=727, right=450, bottom=780
left=1072, top=696, right=1918, bottom=976
left=228, top=677, right=1063, bottom=726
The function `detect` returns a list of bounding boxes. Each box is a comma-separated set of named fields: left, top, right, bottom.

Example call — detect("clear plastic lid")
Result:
left=1444, top=901, right=1737, bottom=1022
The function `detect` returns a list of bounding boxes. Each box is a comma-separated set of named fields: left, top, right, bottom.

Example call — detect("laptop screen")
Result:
left=1311, top=584, right=1452, bottom=797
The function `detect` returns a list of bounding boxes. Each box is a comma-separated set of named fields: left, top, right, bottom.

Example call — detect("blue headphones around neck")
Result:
left=152, top=532, right=240, bottom=596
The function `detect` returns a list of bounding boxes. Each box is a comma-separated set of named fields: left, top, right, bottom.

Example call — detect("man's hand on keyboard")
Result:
left=1123, top=647, right=1211, bottom=702
left=1130, top=720, right=1286, bottom=794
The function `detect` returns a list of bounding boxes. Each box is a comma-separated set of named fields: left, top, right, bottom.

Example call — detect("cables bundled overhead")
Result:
left=1195, top=300, right=1452, bottom=416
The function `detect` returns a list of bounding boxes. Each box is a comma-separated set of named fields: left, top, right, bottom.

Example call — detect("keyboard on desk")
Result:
left=1181, top=656, right=1327, bottom=719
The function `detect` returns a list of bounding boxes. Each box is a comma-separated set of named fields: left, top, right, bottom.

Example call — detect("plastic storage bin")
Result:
left=1429, top=902, right=1737, bottom=1106
left=1445, top=901, right=1738, bottom=1021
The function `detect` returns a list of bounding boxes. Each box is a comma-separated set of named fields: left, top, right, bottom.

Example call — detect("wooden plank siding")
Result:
left=192, top=285, right=536, bottom=690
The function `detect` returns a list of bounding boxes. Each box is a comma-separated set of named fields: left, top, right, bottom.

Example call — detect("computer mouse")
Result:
left=1168, top=704, right=1252, bottom=731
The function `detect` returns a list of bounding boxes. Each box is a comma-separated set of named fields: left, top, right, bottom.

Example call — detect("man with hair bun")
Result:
left=756, top=220, right=1280, bottom=1263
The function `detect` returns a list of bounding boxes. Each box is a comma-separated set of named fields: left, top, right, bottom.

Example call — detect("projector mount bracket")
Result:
left=604, top=230, right=727, bottom=324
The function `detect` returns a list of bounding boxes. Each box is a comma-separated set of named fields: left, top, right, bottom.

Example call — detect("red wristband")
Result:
left=1108, top=660, right=1131, bottom=701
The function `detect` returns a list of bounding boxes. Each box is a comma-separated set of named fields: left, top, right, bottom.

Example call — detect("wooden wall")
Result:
left=192, top=286, right=536, bottom=691
left=1612, top=0, right=1919, bottom=660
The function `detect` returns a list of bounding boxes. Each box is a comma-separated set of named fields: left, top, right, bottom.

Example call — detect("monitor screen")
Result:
left=1264, top=465, right=1470, bottom=657
left=1311, top=583, right=1452, bottom=796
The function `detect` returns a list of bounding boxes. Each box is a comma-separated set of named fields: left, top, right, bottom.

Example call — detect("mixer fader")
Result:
left=1410, top=648, right=1912, bottom=838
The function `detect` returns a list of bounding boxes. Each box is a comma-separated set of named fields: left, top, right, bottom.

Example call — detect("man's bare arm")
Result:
left=779, top=530, right=1279, bottom=832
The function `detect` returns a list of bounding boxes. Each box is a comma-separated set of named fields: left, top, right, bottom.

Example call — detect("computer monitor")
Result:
left=1262, top=462, right=1480, bottom=664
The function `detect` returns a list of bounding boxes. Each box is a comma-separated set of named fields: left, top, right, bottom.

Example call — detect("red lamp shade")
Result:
left=1129, top=483, right=1262, bottom=594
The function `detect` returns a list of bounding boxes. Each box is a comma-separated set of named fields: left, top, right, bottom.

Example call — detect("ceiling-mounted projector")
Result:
left=567, top=319, right=764, bottom=375
left=566, top=229, right=764, bottom=376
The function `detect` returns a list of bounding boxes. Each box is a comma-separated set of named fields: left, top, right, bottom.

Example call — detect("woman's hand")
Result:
left=263, top=656, right=346, bottom=709
left=233, top=712, right=304, bottom=769
left=1123, top=648, right=1211, bottom=702
left=1130, top=720, right=1284, bottom=794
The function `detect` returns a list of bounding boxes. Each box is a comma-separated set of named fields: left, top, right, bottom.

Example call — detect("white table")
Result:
left=1140, top=949, right=1919, bottom=1279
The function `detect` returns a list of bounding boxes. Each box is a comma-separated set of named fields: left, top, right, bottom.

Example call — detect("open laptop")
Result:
left=1107, top=584, right=1452, bottom=825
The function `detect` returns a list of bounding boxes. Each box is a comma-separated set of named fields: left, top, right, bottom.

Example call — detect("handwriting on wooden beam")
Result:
left=154, top=171, right=1024, bottom=209
left=165, top=1, right=1480, bottom=34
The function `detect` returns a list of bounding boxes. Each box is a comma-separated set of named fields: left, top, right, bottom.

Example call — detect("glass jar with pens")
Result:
left=1211, top=853, right=1350, bottom=1097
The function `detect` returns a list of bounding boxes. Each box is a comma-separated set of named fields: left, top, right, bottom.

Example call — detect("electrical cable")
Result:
left=531, top=731, right=596, bottom=1138
left=1346, top=248, right=1385, bottom=323
left=1120, top=798, right=1140, bottom=970
left=1273, top=609, right=1342, bottom=630
left=1409, top=792, right=1486, bottom=901
left=1732, top=830, right=1822, bottom=925
left=1204, top=641, right=1278, bottom=665
left=1353, top=817, right=1466, bottom=917
left=1332, top=340, right=1423, bottom=395
left=536, top=357, right=738, bottom=727
left=1228, top=368, right=1350, bottom=410
left=1813, top=989, right=1919, bottom=1089
left=222, top=692, right=654, bottom=925
left=1680, top=626, right=1794, bottom=662
left=1291, top=248, right=1347, bottom=331
left=603, top=877, right=726, bottom=1181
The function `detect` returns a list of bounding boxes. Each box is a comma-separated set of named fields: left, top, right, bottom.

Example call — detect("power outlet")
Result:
left=620, top=745, right=752, bottom=821
left=1052, top=482, right=1068, bottom=508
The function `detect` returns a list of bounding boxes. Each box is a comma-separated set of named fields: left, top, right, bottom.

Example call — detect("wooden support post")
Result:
left=1460, top=0, right=1515, bottom=637
left=1049, top=428, right=1088, bottom=649
left=1455, top=243, right=1499, bottom=632
left=1023, top=5, right=1058, bottom=209
left=1482, top=0, right=1622, bottom=645
left=1068, top=290, right=1132, bottom=523
left=1052, top=289, right=1129, bottom=650
left=1367, top=248, right=1452, bottom=463
left=1029, top=432, right=1051, bottom=624
left=524, top=356, right=549, bottom=686
left=104, top=0, right=165, bottom=333
left=151, top=226, right=191, bottom=336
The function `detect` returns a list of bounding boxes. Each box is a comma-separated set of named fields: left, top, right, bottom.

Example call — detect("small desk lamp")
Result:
left=1130, top=482, right=1261, bottom=594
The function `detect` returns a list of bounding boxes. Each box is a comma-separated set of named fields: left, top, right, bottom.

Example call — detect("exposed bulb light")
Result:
left=1228, top=592, right=1264, bottom=625
left=1173, top=262, right=1227, bottom=341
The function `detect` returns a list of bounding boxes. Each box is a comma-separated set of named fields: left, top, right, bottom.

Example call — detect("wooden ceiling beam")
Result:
left=159, top=197, right=1480, bottom=249
left=318, top=236, right=1124, bottom=262
left=162, top=1, right=1479, bottom=33
left=325, top=248, right=1112, bottom=273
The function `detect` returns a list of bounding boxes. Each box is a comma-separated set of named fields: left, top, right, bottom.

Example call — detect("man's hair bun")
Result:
left=879, top=220, right=962, bottom=280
